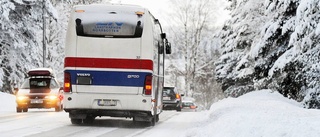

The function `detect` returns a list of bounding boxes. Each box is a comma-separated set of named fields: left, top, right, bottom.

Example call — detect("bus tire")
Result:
left=71, top=119, right=82, bottom=124
left=150, top=119, right=155, bottom=126
left=83, top=116, right=95, bottom=124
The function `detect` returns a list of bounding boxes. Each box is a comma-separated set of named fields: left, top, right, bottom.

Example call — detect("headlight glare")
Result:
left=45, top=95, right=58, bottom=100
left=17, top=96, right=29, bottom=101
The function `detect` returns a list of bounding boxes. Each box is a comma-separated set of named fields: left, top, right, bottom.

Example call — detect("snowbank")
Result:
left=184, top=89, right=320, bottom=137
left=0, top=92, right=16, bottom=113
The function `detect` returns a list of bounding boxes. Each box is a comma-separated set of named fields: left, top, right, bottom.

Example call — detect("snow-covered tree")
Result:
left=215, top=0, right=268, bottom=97
left=0, top=0, right=56, bottom=93
left=165, top=0, right=228, bottom=108
left=215, top=0, right=320, bottom=108
left=0, top=0, right=110, bottom=93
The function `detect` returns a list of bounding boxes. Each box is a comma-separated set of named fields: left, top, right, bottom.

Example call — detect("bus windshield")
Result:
left=75, top=11, right=144, bottom=38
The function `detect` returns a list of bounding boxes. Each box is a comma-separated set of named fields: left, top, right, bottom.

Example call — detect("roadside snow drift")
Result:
left=184, top=89, right=320, bottom=137
left=0, top=92, right=15, bottom=113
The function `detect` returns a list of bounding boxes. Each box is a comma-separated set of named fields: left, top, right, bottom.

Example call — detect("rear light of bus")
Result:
left=144, top=75, right=152, bottom=95
left=64, top=72, right=71, bottom=92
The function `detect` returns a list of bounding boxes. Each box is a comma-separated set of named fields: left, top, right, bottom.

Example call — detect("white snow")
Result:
left=0, top=92, right=16, bottom=113
left=1, top=90, right=320, bottom=137
left=184, top=90, right=320, bottom=137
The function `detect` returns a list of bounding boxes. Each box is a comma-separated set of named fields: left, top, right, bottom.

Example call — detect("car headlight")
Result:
left=45, top=95, right=58, bottom=100
left=16, top=96, right=29, bottom=101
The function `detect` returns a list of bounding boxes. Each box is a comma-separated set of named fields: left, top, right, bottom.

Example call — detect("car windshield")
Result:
left=21, top=78, right=59, bottom=89
left=163, top=88, right=175, bottom=96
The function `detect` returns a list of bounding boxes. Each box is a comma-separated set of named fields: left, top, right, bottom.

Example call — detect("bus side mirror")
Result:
left=166, top=42, right=172, bottom=54
left=161, top=33, right=166, bottom=39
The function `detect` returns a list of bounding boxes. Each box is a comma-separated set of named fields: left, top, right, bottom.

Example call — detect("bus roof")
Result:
left=74, top=4, right=147, bottom=13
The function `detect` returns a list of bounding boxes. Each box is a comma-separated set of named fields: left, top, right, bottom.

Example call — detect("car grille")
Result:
left=30, top=88, right=51, bottom=93
left=28, top=95, right=46, bottom=99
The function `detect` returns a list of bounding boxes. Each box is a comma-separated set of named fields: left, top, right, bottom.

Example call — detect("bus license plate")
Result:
left=98, top=99, right=117, bottom=106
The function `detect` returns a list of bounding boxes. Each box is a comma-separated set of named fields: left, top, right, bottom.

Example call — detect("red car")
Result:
left=15, top=68, right=64, bottom=112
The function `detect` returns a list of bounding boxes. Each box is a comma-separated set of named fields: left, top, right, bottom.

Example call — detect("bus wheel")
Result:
left=71, top=119, right=82, bottom=124
left=150, top=119, right=155, bottom=126
left=83, top=116, right=95, bottom=124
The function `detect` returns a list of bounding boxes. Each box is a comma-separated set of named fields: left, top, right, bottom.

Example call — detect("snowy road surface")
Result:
left=0, top=109, right=202, bottom=137
left=3, top=90, right=320, bottom=137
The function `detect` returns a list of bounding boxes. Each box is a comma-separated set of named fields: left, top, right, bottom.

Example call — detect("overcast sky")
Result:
left=109, top=0, right=170, bottom=21
left=108, top=0, right=230, bottom=27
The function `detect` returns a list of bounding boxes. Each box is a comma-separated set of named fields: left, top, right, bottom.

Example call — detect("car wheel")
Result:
left=176, top=107, right=181, bottom=112
left=23, top=108, right=28, bottom=112
left=16, top=107, right=22, bottom=113
left=71, top=119, right=82, bottom=124
left=55, top=104, right=62, bottom=112
left=155, top=114, right=159, bottom=122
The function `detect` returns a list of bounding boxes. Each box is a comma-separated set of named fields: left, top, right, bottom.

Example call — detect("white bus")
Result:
left=63, top=4, right=171, bottom=126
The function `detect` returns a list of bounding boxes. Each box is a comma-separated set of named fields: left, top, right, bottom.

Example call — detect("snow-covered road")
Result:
left=2, top=90, right=320, bottom=137
left=0, top=109, right=203, bottom=137
left=0, top=92, right=203, bottom=137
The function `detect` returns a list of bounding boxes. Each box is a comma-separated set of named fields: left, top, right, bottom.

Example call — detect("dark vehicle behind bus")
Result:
left=162, top=87, right=183, bottom=111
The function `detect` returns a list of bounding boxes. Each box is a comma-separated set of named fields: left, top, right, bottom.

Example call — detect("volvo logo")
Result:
left=77, top=73, right=91, bottom=76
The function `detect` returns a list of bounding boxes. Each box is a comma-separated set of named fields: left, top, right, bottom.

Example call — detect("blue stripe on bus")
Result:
left=66, top=70, right=151, bottom=87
